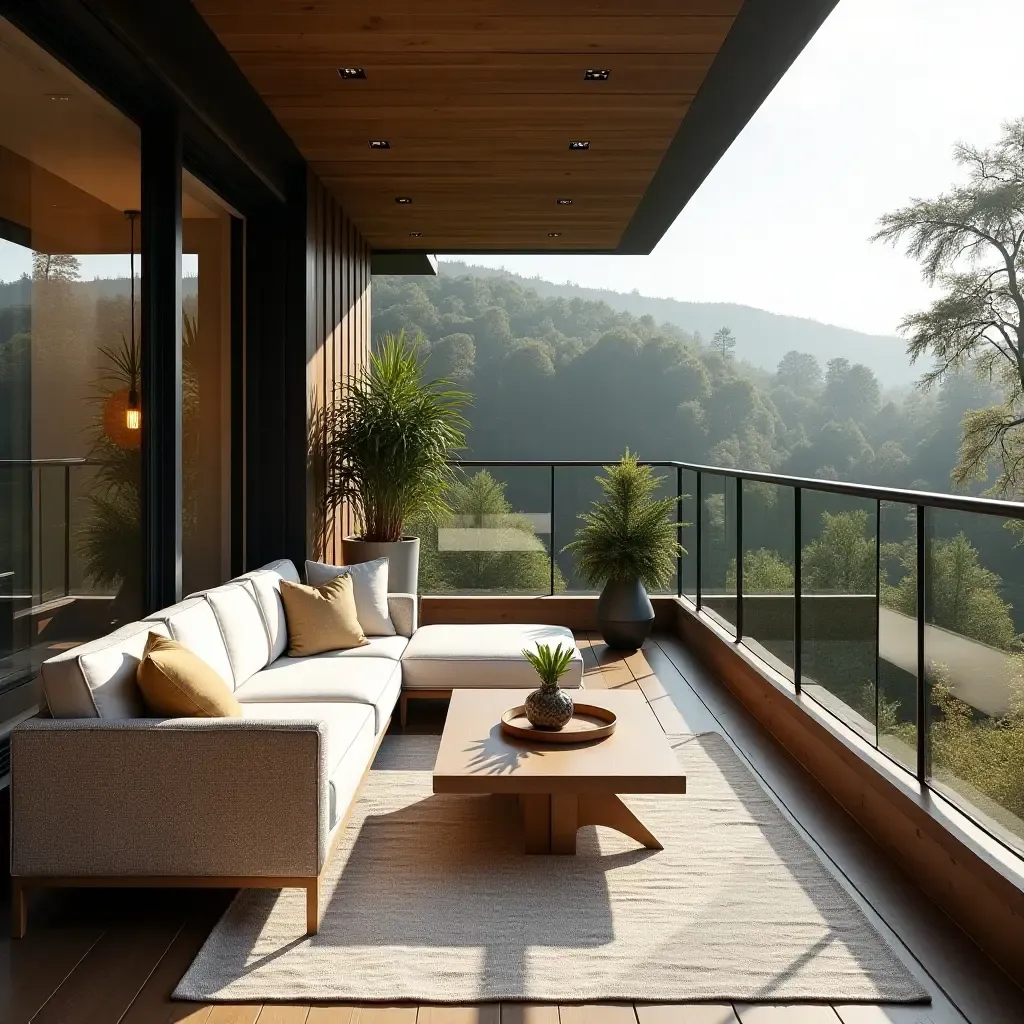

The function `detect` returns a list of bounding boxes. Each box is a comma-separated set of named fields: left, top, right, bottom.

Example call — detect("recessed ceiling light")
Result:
left=369, top=140, right=390, bottom=149
left=568, top=141, right=591, bottom=150
left=337, top=67, right=366, bottom=80
left=409, top=231, right=423, bottom=237
left=395, top=196, right=413, bottom=204
left=584, top=69, right=610, bottom=81
left=548, top=232, right=562, bottom=238
left=555, top=198, right=573, bottom=205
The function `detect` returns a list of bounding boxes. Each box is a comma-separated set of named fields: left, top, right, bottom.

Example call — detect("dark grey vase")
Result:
left=525, top=683, right=574, bottom=729
left=597, top=578, right=655, bottom=650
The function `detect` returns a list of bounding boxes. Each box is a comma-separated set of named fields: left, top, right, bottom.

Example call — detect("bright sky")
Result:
left=448, top=0, right=1024, bottom=338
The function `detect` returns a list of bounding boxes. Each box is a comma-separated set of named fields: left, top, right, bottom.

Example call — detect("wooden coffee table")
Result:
left=432, top=688, right=687, bottom=854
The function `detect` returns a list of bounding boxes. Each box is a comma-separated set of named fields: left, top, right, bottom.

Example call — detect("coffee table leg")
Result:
left=577, top=793, right=664, bottom=850
left=550, top=793, right=579, bottom=854
left=520, top=793, right=661, bottom=853
left=520, top=794, right=552, bottom=853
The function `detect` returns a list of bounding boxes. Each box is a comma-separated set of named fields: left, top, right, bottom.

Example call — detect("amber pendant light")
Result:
left=102, top=210, right=141, bottom=449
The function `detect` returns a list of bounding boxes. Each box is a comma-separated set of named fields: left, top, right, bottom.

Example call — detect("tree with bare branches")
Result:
left=873, top=119, right=1024, bottom=494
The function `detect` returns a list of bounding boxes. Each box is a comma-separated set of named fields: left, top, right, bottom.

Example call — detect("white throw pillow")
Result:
left=305, top=557, right=395, bottom=636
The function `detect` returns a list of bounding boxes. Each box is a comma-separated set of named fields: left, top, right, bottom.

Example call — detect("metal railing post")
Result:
left=793, top=485, right=802, bottom=695
left=549, top=464, right=556, bottom=596
left=916, top=504, right=930, bottom=782
left=695, top=470, right=703, bottom=611
left=735, top=477, right=743, bottom=642
left=874, top=499, right=881, bottom=744
left=64, top=464, right=71, bottom=597
left=35, top=466, right=43, bottom=605
left=676, top=465, right=683, bottom=599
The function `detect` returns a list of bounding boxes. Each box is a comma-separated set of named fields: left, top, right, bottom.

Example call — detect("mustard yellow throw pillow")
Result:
left=280, top=574, right=370, bottom=657
left=136, top=632, right=241, bottom=717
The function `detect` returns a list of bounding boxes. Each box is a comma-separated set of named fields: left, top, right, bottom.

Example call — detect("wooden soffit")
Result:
left=194, top=0, right=838, bottom=255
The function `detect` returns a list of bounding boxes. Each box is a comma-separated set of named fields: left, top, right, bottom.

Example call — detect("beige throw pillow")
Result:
left=136, top=632, right=242, bottom=718
left=280, top=574, right=370, bottom=657
left=305, top=557, right=395, bottom=636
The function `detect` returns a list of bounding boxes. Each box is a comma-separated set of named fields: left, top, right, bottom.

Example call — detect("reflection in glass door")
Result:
left=181, top=171, right=237, bottom=596
left=0, top=16, right=142, bottom=693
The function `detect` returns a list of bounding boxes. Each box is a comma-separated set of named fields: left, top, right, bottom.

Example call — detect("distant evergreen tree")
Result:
left=774, top=350, right=822, bottom=395
left=711, top=326, right=736, bottom=359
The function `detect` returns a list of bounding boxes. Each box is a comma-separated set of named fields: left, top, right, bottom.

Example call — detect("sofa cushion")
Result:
left=238, top=560, right=300, bottom=661
left=40, top=619, right=170, bottom=719
left=234, top=655, right=401, bottom=734
left=136, top=633, right=242, bottom=718
left=281, top=576, right=369, bottom=657
left=326, top=712, right=379, bottom=832
left=306, top=557, right=395, bottom=637
left=240, top=700, right=375, bottom=830
left=203, top=580, right=272, bottom=685
left=400, top=623, right=584, bottom=691
left=322, top=634, right=408, bottom=661
left=145, top=598, right=235, bottom=689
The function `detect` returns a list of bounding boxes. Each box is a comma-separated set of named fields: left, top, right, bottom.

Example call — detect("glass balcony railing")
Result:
left=430, top=459, right=1024, bottom=860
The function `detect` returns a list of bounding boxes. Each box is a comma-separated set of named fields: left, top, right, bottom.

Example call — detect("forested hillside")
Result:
left=375, top=268, right=1024, bottom=846
left=438, top=261, right=918, bottom=386
left=373, top=269, right=998, bottom=493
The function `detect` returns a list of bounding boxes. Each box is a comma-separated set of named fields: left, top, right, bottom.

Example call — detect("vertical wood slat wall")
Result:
left=306, top=170, right=372, bottom=563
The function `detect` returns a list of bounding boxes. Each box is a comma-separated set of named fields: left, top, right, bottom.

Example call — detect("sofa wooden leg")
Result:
left=305, top=878, right=320, bottom=936
left=400, top=692, right=408, bottom=729
left=11, top=880, right=26, bottom=939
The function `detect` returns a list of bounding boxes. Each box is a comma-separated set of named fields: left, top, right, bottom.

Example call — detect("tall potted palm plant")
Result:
left=324, top=331, right=470, bottom=594
left=564, top=452, right=685, bottom=650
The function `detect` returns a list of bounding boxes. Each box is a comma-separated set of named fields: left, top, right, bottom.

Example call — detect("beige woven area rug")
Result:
left=175, top=733, right=928, bottom=1005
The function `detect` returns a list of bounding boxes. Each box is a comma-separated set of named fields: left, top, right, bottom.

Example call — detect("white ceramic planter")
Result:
left=342, top=536, right=420, bottom=595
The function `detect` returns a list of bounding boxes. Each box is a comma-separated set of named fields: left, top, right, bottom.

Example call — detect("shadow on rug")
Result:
left=175, top=733, right=928, bottom=1005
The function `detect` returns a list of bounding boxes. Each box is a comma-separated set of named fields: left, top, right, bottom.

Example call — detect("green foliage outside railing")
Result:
left=881, top=672, right=1024, bottom=840
left=884, top=533, right=1020, bottom=651
left=717, top=508, right=1024, bottom=844
left=726, top=548, right=794, bottom=593
left=410, top=470, right=564, bottom=594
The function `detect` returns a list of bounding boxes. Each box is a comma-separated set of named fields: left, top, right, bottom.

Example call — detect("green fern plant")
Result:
left=323, top=330, right=470, bottom=542
left=563, top=451, right=686, bottom=589
left=522, top=642, right=575, bottom=688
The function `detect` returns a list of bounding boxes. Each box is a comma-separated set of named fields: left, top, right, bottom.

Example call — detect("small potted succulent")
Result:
left=522, top=642, right=576, bottom=729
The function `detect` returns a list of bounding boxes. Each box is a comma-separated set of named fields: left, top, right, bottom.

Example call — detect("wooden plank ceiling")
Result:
left=194, top=1, right=744, bottom=253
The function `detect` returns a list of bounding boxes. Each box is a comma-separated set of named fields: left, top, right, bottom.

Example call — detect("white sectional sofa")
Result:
left=10, top=558, right=583, bottom=938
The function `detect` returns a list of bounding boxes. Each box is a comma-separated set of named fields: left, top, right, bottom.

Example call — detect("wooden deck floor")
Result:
left=2, top=633, right=1022, bottom=1024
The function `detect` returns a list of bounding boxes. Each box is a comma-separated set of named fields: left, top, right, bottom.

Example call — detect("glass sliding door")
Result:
left=0, top=16, right=142, bottom=692
left=181, top=172, right=237, bottom=595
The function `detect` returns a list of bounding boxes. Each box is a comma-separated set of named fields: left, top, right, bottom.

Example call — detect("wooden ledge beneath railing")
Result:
left=419, top=594, right=679, bottom=630
left=672, top=597, right=1024, bottom=987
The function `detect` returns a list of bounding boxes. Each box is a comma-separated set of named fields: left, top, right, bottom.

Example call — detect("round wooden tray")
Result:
left=500, top=703, right=617, bottom=743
